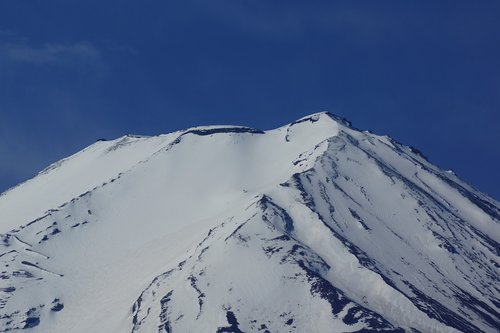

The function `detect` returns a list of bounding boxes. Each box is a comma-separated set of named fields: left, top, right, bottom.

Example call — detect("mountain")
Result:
left=0, top=112, right=498, bottom=333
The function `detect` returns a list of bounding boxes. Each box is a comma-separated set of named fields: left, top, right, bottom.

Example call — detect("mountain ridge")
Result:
left=0, top=113, right=498, bottom=332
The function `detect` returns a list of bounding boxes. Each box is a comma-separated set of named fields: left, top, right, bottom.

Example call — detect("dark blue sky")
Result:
left=1, top=1, right=499, bottom=200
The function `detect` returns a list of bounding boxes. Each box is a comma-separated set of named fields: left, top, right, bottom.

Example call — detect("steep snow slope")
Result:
left=0, top=113, right=498, bottom=332
left=0, top=133, right=180, bottom=233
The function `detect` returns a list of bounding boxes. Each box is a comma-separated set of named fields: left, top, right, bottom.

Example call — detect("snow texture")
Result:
left=0, top=112, right=498, bottom=332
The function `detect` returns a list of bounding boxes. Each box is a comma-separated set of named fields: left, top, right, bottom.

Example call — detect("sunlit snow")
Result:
left=0, top=112, right=498, bottom=332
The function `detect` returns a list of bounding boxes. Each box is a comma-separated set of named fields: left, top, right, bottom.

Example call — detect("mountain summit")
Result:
left=0, top=113, right=498, bottom=332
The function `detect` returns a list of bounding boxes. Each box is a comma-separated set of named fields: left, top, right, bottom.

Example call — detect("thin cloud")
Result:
left=0, top=41, right=101, bottom=64
left=0, top=29, right=17, bottom=37
left=191, top=1, right=393, bottom=41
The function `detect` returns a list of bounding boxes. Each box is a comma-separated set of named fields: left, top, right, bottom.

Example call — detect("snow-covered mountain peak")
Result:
left=181, top=125, right=264, bottom=134
left=290, top=111, right=352, bottom=128
left=0, top=113, right=498, bottom=332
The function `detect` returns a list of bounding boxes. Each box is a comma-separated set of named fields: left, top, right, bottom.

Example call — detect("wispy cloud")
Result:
left=191, top=1, right=390, bottom=41
left=0, top=41, right=100, bottom=64
left=0, top=29, right=18, bottom=37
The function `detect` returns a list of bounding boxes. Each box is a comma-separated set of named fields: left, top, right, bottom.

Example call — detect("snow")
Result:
left=0, top=133, right=180, bottom=233
left=0, top=112, right=498, bottom=332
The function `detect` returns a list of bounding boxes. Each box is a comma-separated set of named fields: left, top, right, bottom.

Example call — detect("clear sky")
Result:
left=0, top=1, right=499, bottom=200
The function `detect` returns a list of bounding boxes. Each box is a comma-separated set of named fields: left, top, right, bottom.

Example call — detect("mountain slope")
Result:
left=0, top=112, right=498, bottom=332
